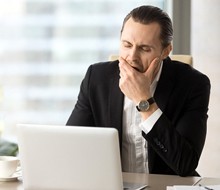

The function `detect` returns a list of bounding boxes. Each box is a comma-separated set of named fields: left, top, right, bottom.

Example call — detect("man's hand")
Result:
left=119, top=57, right=160, bottom=104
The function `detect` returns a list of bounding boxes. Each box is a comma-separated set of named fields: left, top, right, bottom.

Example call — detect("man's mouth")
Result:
left=132, top=66, right=141, bottom=72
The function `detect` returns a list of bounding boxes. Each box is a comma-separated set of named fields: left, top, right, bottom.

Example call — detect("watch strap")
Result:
left=147, top=97, right=155, bottom=105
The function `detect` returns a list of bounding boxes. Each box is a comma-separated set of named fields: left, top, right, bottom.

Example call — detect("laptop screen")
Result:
left=17, top=124, right=123, bottom=190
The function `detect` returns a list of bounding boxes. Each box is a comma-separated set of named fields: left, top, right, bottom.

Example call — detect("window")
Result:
left=0, top=0, right=166, bottom=139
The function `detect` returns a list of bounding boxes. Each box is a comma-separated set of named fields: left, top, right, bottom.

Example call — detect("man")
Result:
left=66, top=5, right=210, bottom=176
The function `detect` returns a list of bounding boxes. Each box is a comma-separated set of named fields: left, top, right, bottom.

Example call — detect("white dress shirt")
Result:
left=122, top=62, right=163, bottom=173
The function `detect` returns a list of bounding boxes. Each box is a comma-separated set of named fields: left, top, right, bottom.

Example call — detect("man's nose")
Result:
left=127, top=48, right=139, bottom=64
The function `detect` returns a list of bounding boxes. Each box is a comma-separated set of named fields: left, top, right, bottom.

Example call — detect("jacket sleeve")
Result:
left=143, top=73, right=211, bottom=176
left=66, top=65, right=95, bottom=127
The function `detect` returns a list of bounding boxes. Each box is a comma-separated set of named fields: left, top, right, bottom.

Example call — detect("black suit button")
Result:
left=153, top=138, right=159, bottom=145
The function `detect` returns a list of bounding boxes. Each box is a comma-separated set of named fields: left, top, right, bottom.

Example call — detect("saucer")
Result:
left=0, top=172, right=22, bottom=182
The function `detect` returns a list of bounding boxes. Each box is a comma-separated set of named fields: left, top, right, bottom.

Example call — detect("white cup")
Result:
left=0, top=156, right=19, bottom=178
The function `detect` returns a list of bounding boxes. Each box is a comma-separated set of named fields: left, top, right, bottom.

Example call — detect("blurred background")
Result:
left=0, top=0, right=219, bottom=178
left=0, top=0, right=165, bottom=136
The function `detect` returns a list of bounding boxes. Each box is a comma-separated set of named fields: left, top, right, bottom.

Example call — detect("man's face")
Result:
left=119, top=18, right=169, bottom=73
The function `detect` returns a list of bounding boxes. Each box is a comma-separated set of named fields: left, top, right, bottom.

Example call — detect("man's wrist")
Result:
left=140, top=108, right=162, bottom=134
left=136, top=97, right=155, bottom=112
left=139, top=103, right=158, bottom=120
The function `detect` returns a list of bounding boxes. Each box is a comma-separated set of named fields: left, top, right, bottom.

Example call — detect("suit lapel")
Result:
left=109, top=62, right=124, bottom=148
left=154, top=57, right=175, bottom=112
left=148, top=57, right=176, bottom=172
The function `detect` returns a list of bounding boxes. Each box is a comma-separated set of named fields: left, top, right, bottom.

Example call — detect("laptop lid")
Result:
left=17, top=124, right=123, bottom=190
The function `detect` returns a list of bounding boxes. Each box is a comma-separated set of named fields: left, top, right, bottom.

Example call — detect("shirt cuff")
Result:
left=140, top=108, right=162, bottom=134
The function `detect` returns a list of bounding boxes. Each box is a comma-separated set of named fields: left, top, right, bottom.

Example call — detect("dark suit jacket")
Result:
left=66, top=57, right=210, bottom=176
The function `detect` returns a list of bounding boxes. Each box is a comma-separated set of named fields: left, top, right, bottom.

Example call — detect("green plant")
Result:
left=0, top=139, right=18, bottom=156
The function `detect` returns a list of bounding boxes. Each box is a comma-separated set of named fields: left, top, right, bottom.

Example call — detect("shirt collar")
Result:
left=155, top=60, right=163, bottom=82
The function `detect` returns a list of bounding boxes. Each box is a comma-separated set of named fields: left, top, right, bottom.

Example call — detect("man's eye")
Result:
left=142, top=47, right=151, bottom=52
left=124, top=44, right=132, bottom=48
left=123, top=42, right=132, bottom=48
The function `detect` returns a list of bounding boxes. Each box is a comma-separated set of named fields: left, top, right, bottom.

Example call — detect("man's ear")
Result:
left=161, top=44, right=172, bottom=60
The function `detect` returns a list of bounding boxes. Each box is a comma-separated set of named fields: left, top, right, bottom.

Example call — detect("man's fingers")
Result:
left=145, top=57, right=160, bottom=81
left=147, top=57, right=160, bottom=73
left=119, top=57, right=135, bottom=78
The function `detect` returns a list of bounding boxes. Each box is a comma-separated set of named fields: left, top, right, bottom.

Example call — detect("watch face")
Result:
left=139, top=100, right=150, bottom=111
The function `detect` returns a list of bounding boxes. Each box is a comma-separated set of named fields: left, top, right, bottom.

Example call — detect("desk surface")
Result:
left=194, top=177, right=220, bottom=186
left=0, top=173, right=201, bottom=190
left=123, top=173, right=200, bottom=190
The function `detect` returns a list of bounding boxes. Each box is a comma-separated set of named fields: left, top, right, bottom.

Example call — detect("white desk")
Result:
left=0, top=173, right=201, bottom=190
left=194, top=177, right=220, bottom=186
left=167, top=176, right=220, bottom=190
left=123, top=173, right=200, bottom=190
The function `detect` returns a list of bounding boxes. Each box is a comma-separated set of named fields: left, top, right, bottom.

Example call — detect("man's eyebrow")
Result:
left=121, top=40, right=132, bottom=44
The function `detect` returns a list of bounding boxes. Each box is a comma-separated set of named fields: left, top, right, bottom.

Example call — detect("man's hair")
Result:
left=121, top=5, right=173, bottom=48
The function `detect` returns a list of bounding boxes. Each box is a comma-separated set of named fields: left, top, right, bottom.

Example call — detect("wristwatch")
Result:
left=136, top=97, right=155, bottom=112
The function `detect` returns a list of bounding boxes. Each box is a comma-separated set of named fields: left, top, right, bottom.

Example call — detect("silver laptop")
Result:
left=17, top=124, right=148, bottom=190
left=17, top=124, right=123, bottom=190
